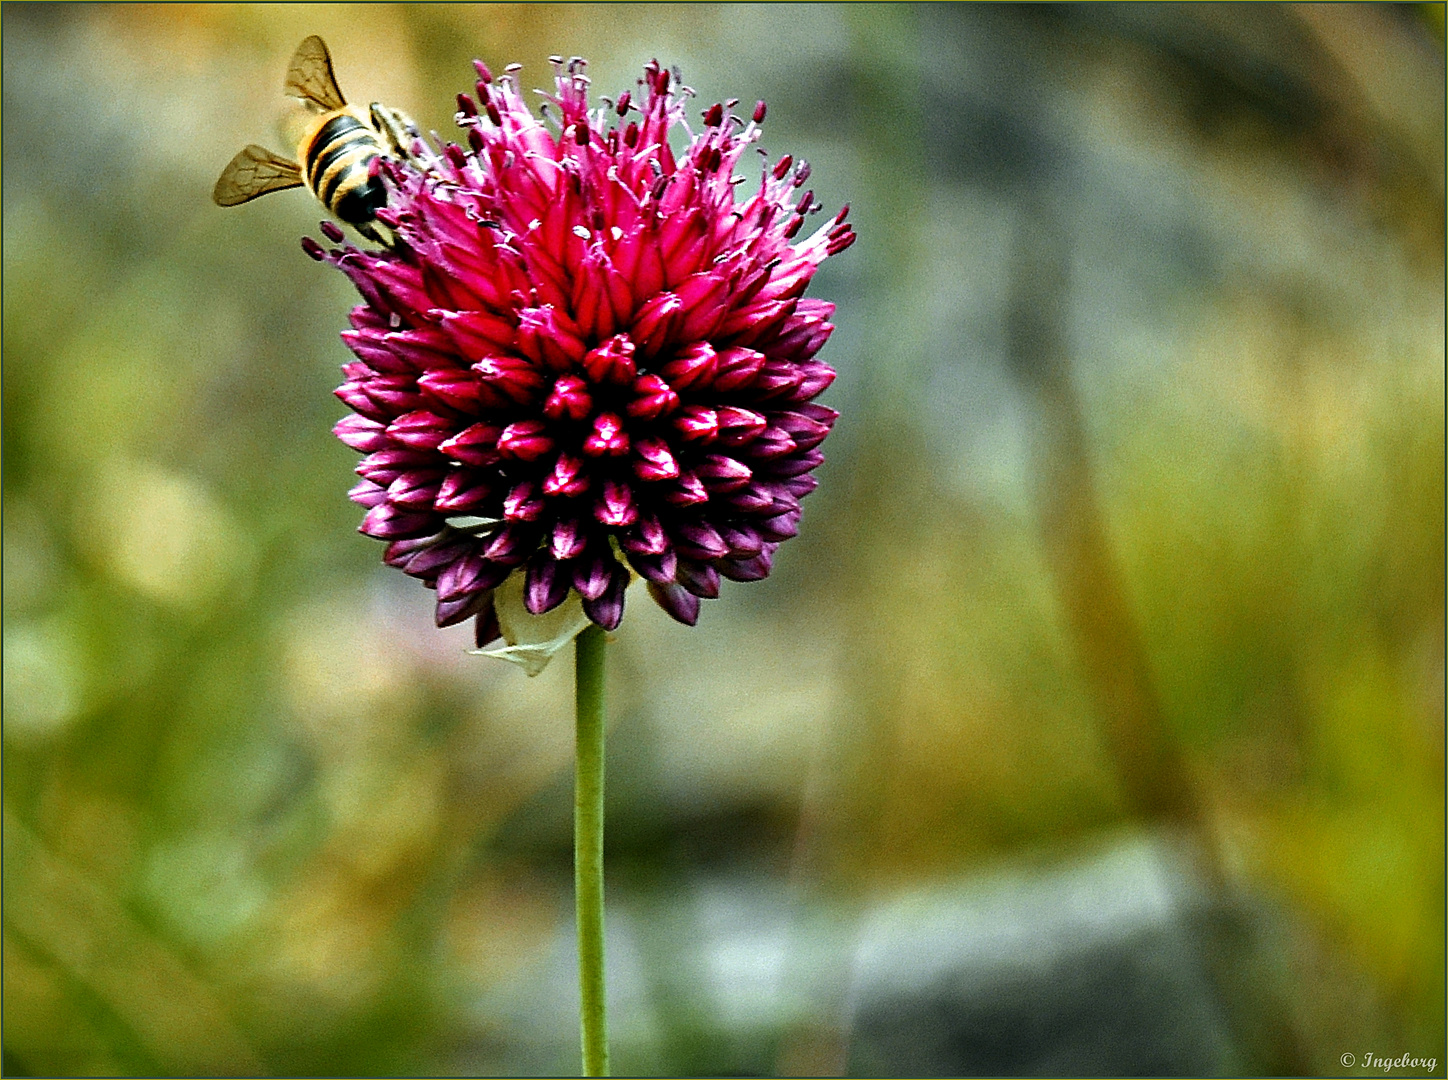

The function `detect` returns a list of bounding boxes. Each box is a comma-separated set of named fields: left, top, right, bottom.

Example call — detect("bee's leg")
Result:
left=354, top=219, right=387, bottom=247
left=355, top=218, right=407, bottom=253
left=370, top=103, right=420, bottom=162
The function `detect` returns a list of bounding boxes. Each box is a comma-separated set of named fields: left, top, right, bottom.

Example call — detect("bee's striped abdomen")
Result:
left=305, top=114, right=388, bottom=225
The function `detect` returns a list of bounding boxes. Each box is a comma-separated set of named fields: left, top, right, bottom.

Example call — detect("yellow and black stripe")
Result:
left=304, top=114, right=387, bottom=225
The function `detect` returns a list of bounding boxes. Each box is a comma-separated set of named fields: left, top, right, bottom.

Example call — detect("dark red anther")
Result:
left=624, top=122, right=640, bottom=148
left=753, top=100, right=767, bottom=123
left=456, top=93, right=478, bottom=118
left=486, top=102, right=503, bottom=126
left=772, top=154, right=792, bottom=180
left=473, top=59, right=493, bottom=84
left=575, top=122, right=590, bottom=146
left=445, top=143, right=468, bottom=170
left=320, top=220, right=345, bottom=243
left=301, top=236, right=326, bottom=261
left=783, top=217, right=803, bottom=239
left=616, top=90, right=631, bottom=115
left=704, top=102, right=724, bottom=127
left=706, top=146, right=723, bottom=172
left=468, top=128, right=485, bottom=153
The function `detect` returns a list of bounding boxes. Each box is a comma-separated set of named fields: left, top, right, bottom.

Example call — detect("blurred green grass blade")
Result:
left=2, top=809, right=263, bottom=1076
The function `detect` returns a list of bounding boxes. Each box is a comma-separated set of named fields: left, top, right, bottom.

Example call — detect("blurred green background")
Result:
left=3, top=3, right=1443, bottom=1076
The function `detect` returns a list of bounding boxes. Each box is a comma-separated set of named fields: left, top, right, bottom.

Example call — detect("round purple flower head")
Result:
left=312, top=56, right=854, bottom=656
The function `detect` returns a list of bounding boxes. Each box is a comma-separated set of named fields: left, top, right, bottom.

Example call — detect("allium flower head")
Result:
left=312, top=56, right=854, bottom=659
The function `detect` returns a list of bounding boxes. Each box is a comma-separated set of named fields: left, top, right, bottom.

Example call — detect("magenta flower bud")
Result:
left=349, top=479, right=388, bottom=508
left=573, top=550, right=618, bottom=601
left=334, top=415, right=390, bottom=452
left=417, top=369, right=484, bottom=411
left=711, top=347, right=766, bottom=392
left=551, top=518, right=588, bottom=561
left=672, top=405, right=719, bottom=443
left=594, top=479, right=638, bottom=527
left=542, top=452, right=590, bottom=497
left=582, top=563, right=628, bottom=630
left=647, top=581, right=700, bottom=625
left=723, top=485, right=776, bottom=514
left=757, top=510, right=800, bottom=542
left=659, top=342, right=718, bottom=391
left=434, top=471, right=493, bottom=513
left=388, top=469, right=447, bottom=508
left=497, top=419, right=554, bottom=461
left=676, top=521, right=729, bottom=560
left=630, top=292, right=683, bottom=356
left=387, top=410, right=456, bottom=451
left=517, top=305, right=587, bottom=370
left=625, top=548, right=678, bottom=585
left=582, top=413, right=630, bottom=458
left=438, top=421, right=503, bottom=467
left=696, top=454, right=753, bottom=493
left=322, top=52, right=851, bottom=635
left=525, top=554, right=572, bottom=615
left=473, top=354, right=547, bottom=405
left=748, top=426, right=798, bottom=460
left=482, top=523, right=533, bottom=565
left=625, top=374, right=680, bottom=421
left=664, top=471, right=709, bottom=507
left=385, top=535, right=440, bottom=568
left=437, top=553, right=488, bottom=602
left=715, top=406, right=768, bottom=447
left=764, top=448, right=825, bottom=478
left=751, top=359, right=805, bottom=400
left=357, top=447, right=435, bottom=485
left=633, top=438, right=680, bottom=482
left=676, top=560, right=721, bottom=599
left=361, top=502, right=434, bottom=539
left=720, top=524, right=764, bottom=558
left=621, top=513, right=670, bottom=556
left=774, top=410, right=833, bottom=451
left=435, top=588, right=493, bottom=629
left=544, top=373, right=593, bottom=421
left=581, top=333, right=638, bottom=386
left=503, top=481, right=546, bottom=522
left=719, top=549, right=773, bottom=582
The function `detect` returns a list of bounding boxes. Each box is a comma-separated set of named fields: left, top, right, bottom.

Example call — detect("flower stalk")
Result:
left=574, top=623, right=609, bottom=1076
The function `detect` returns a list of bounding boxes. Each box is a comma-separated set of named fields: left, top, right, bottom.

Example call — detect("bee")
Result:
left=213, top=36, right=418, bottom=246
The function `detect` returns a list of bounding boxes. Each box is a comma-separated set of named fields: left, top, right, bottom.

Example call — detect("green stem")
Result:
left=575, top=624, right=609, bottom=1077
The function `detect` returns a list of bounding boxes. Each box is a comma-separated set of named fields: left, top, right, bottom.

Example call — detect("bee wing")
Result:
left=284, top=35, right=346, bottom=111
left=213, top=144, right=305, bottom=206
